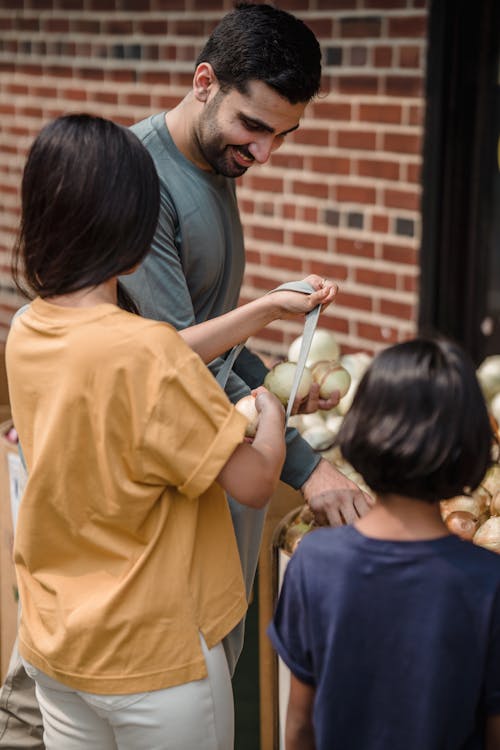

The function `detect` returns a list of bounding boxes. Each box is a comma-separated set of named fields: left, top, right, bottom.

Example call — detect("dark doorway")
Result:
left=420, top=0, right=500, bottom=364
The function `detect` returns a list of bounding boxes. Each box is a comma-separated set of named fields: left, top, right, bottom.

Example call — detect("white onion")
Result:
left=311, top=360, right=351, bottom=399
left=300, top=425, right=337, bottom=451
left=490, top=392, right=500, bottom=427
left=477, top=355, right=500, bottom=400
left=234, top=394, right=259, bottom=437
left=264, top=361, right=313, bottom=406
left=340, top=352, right=372, bottom=381
left=288, top=328, right=340, bottom=367
left=445, top=510, right=480, bottom=541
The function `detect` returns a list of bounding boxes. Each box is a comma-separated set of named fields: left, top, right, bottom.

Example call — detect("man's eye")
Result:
left=242, top=120, right=261, bottom=132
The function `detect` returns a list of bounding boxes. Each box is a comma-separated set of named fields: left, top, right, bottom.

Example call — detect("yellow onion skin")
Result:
left=473, top=516, right=500, bottom=553
left=311, top=360, right=351, bottom=399
left=445, top=511, right=480, bottom=541
left=440, top=495, right=484, bottom=522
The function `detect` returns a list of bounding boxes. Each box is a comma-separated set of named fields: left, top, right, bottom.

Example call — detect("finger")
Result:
left=318, top=392, right=340, bottom=410
left=338, top=501, right=358, bottom=525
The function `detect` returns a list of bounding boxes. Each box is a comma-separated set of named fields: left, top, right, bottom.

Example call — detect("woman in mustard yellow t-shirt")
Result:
left=6, top=114, right=336, bottom=750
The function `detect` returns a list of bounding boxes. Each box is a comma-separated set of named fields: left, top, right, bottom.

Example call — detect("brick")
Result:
left=408, top=104, right=425, bottom=126
left=365, top=0, right=407, bottom=7
left=379, top=298, right=414, bottom=319
left=90, top=90, right=119, bottom=104
left=30, top=85, right=57, bottom=97
left=356, top=267, right=397, bottom=288
left=317, top=0, right=357, bottom=8
left=306, top=18, right=333, bottom=39
left=388, top=16, right=427, bottom=38
left=374, top=46, right=393, bottom=67
left=384, top=188, right=420, bottom=211
left=312, top=101, right=351, bottom=121
left=122, top=0, right=151, bottom=9
left=16, top=17, right=39, bottom=31
left=282, top=205, right=296, bottom=220
left=335, top=290, right=373, bottom=311
left=310, top=156, right=351, bottom=176
left=141, top=71, right=172, bottom=85
left=71, top=19, right=101, bottom=33
left=44, top=18, right=70, bottom=33
left=267, top=254, right=302, bottom=272
left=359, top=103, right=402, bottom=124
left=251, top=226, right=284, bottom=244
left=383, top=132, right=421, bottom=155
left=338, top=130, right=377, bottom=150
left=291, top=128, right=329, bottom=147
left=305, top=261, right=347, bottom=281
left=406, top=162, right=422, bottom=183
left=291, top=180, right=329, bottom=199
left=291, top=232, right=328, bottom=251
left=340, top=16, right=382, bottom=39
left=61, top=88, right=87, bottom=101
left=154, top=0, right=185, bottom=8
left=399, top=45, right=421, bottom=68
left=77, top=68, right=105, bottom=81
left=357, top=158, right=400, bottom=180
left=338, top=76, right=379, bottom=95
left=395, top=217, right=415, bottom=237
left=385, top=75, right=423, bottom=98
left=138, top=20, right=169, bottom=34
left=357, top=321, right=399, bottom=344
left=103, top=20, right=134, bottom=34
left=371, top=214, right=389, bottom=233
left=337, top=237, right=375, bottom=258
left=248, top=175, right=284, bottom=194
left=174, top=19, right=205, bottom=35
left=300, top=206, right=318, bottom=223
left=125, top=93, right=152, bottom=107
left=350, top=46, right=368, bottom=66
left=382, top=243, right=418, bottom=264
left=269, top=153, right=304, bottom=170
left=336, top=184, right=376, bottom=204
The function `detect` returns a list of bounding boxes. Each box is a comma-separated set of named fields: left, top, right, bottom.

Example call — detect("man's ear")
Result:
left=193, top=62, right=218, bottom=103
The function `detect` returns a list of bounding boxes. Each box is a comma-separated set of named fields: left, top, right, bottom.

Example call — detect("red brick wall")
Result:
left=0, top=0, right=428, bottom=357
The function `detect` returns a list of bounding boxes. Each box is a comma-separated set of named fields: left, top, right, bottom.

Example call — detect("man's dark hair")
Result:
left=196, top=3, right=322, bottom=104
left=12, top=113, right=160, bottom=312
left=336, top=337, right=493, bottom=502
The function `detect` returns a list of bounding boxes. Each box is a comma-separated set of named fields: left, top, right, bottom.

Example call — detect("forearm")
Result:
left=179, top=296, right=281, bottom=364
left=286, top=675, right=316, bottom=750
left=486, top=714, right=500, bottom=750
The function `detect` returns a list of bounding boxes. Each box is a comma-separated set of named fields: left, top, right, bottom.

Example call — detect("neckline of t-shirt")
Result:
left=154, top=111, right=229, bottom=184
left=343, top=523, right=459, bottom=551
left=30, top=296, right=120, bottom=321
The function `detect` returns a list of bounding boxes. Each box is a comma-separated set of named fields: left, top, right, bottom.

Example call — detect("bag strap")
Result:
left=216, top=280, right=321, bottom=428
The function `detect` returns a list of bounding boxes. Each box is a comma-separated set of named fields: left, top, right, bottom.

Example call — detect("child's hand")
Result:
left=269, top=275, right=338, bottom=319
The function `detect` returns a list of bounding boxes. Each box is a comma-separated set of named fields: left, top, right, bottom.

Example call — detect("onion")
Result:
left=440, top=495, right=484, bottom=521
left=301, top=425, right=337, bottom=451
left=490, top=491, right=500, bottom=516
left=480, top=464, right=500, bottom=497
left=283, top=521, right=314, bottom=554
left=340, top=352, right=372, bottom=381
left=490, top=393, right=500, bottom=428
left=477, top=355, right=500, bottom=400
left=445, top=510, right=480, bottom=541
left=264, top=361, right=313, bottom=406
left=473, top=516, right=500, bottom=553
left=288, top=328, right=340, bottom=368
left=234, top=394, right=259, bottom=437
left=311, top=360, right=351, bottom=399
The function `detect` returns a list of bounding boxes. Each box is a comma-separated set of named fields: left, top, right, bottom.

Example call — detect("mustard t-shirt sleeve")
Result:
left=139, top=334, right=248, bottom=497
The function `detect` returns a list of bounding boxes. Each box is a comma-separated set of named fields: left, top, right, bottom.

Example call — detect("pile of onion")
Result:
left=440, top=464, right=500, bottom=552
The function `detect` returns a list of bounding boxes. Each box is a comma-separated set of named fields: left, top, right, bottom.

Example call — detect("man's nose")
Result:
left=248, top=135, right=280, bottom=164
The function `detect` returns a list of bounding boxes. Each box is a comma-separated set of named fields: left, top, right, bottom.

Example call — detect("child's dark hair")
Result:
left=336, top=337, right=493, bottom=502
left=12, top=113, right=160, bottom=313
left=195, top=3, right=321, bottom=104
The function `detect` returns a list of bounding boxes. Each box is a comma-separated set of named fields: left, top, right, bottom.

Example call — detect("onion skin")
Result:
left=263, top=361, right=313, bottom=406
left=288, top=328, right=340, bottom=368
left=440, top=495, right=484, bottom=521
left=445, top=511, right=480, bottom=541
left=311, top=360, right=351, bottom=399
left=473, top=516, right=500, bottom=553
left=234, top=394, right=259, bottom=438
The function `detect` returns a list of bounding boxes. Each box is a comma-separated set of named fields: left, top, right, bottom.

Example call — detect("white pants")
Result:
left=22, top=636, right=233, bottom=750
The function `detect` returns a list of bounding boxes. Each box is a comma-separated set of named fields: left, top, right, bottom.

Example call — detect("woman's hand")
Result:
left=269, top=275, right=338, bottom=319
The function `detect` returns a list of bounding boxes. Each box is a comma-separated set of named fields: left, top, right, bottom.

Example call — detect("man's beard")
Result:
left=196, top=95, right=255, bottom=177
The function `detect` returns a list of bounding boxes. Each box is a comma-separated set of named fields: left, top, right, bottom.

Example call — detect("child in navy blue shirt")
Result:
left=269, top=336, right=500, bottom=750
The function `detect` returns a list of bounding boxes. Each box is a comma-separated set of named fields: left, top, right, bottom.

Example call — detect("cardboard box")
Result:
left=258, top=482, right=303, bottom=750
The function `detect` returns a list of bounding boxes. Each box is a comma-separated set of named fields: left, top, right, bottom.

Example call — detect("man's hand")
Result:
left=290, top=382, right=340, bottom=415
left=300, top=457, right=374, bottom=526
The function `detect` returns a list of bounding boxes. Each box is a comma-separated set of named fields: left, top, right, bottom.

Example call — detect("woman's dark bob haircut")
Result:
left=336, top=336, right=493, bottom=503
left=196, top=2, right=322, bottom=104
left=12, top=113, right=160, bottom=303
